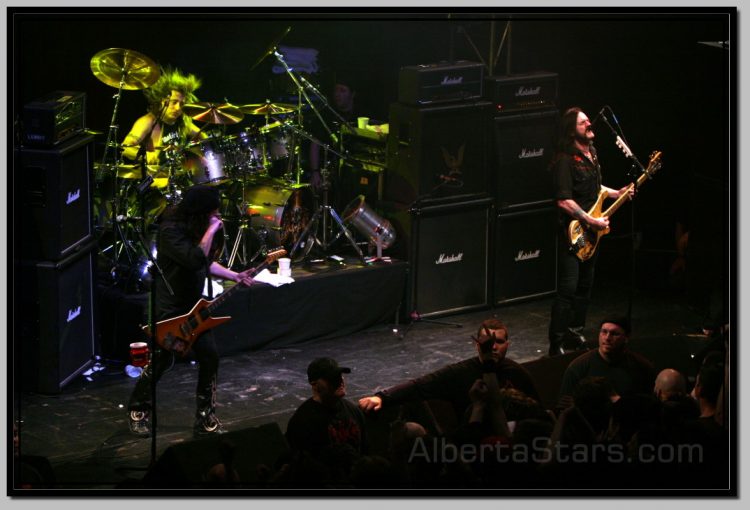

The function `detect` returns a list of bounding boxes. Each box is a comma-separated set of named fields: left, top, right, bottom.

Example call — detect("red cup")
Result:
left=129, top=342, right=150, bottom=367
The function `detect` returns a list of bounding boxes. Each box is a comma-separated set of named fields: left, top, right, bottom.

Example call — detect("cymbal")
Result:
left=183, top=102, right=244, bottom=124
left=90, top=48, right=160, bottom=90
left=239, top=102, right=296, bottom=115
left=94, top=162, right=167, bottom=180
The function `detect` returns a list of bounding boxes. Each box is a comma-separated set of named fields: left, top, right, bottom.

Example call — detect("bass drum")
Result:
left=243, top=178, right=314, bottom=253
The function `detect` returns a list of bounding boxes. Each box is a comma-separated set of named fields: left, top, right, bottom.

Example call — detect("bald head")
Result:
left=654, top=368, right=687, bottom=401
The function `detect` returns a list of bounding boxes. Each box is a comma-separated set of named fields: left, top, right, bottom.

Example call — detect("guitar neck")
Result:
left=205, top=259, right=273, bottom=313
left=602, top=171, right=649, bottom=218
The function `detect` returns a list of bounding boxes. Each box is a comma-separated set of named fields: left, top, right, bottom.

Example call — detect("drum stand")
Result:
left=289, top=164, right=366, bottom=265
left=224, top=172, right=265, bottom=270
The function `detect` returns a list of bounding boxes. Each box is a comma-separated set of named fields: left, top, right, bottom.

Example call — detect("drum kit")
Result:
left=90, top=46, right=390, bottom=291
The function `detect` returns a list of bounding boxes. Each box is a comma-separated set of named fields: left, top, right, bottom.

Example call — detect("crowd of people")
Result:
left=120, top=315, right=727, bottom=490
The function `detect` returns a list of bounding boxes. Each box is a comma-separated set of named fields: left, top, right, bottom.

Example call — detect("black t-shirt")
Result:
left=155, top=214, right=210, bottom=319
left=552, top=144, right=603, bottom=214
left=377, top=357, right=542, bottom=419
left=558, top=349, right=656, bottom=403
left=285, top=397, right=367, bottom=457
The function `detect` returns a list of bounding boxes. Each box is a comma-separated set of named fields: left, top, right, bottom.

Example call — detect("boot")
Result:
left=567, top=326, right=588, bottom=350
left=548, top=332, right=567, bottom=357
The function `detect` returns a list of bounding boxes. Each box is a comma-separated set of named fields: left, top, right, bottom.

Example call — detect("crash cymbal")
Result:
left=183, top=102, right=244, bottom=124
left=90, top=48, right=160, bottom=90
left=239, top=102, right=296, bottom=115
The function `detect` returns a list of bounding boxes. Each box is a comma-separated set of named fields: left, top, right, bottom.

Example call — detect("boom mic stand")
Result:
left=598, top=106, right=643, bottom=327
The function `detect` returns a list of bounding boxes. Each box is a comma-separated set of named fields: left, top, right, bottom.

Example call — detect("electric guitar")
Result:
left=567, top=150, right=662, bottom=262
left=143, top=248, right=287, bottom=356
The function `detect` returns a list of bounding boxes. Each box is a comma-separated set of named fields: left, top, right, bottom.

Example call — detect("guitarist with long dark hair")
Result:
left=128, top=185, right=254, bottom=437
left=547, top=107, right=633, bottom=357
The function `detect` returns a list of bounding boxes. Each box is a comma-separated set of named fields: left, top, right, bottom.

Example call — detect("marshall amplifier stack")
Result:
left=15, top=96, right=97, bottom=393
left=387, top=61, right=493, bottom=317
left=486, top=72, right=560, bottom=304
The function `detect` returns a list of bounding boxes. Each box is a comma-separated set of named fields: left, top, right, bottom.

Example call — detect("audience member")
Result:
left=358, top=318, right=541, bottom=425
left=653, top=368, right=688, bottom=402
left=558, top=316, right=655, bottom=409
left=285, top=358, right=367, bottom=463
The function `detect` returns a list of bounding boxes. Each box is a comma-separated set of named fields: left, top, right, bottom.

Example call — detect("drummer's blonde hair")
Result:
left=143, top=66, right=201, bottom=137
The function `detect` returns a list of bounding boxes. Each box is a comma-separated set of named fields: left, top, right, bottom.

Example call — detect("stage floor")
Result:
left=14, top=268, right=713, bottom=490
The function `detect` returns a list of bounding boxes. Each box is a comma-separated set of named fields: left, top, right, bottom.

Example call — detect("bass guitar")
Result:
left=568, top=150, right=662, bottom=262
left=143, top=248, right=287, bottom=355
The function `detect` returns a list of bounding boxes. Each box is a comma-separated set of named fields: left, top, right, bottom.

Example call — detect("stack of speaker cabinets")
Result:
left=386, top=61, right=494, bottom=318
left=14, top=110, right=97, bottom=394
left=485, top=72, right=560, bottom=304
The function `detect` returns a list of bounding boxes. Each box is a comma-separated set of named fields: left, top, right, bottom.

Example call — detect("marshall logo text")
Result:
left=436, top=253, right=464, bottom=265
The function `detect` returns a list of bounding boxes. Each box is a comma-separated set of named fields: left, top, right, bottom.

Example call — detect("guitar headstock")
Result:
left=265, top=247, right=288, bottom=264
left=646, top=150, right=662, bottom=177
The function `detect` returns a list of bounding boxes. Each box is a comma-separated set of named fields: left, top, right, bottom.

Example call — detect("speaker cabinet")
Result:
left=16, top=134, right=94, bottom=261
left=494, top=206, right=557, bottom=304
left=16, top=243, right=97, bottom=394
left=391, top=197, right=493, bottom=318
left=144, top=422, right=290, bottom=487
left=338, top=161, right=384, bottom=211
left=492, top=108, right=558, bottom=210
left=386, top=101, right=492, bottom=205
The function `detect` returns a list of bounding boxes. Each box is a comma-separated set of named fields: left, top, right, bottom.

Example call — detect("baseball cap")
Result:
left=307, top=357, right=351, bottom=383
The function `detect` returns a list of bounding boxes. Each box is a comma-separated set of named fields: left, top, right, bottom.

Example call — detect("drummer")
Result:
left=121, top=66, right=205, bottom=167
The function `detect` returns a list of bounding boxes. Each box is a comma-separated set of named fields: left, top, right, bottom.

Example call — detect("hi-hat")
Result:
left=183, top=102, right=244, bottom=124
left=239, top=102, right=296, bottom=115
left=90, top=48, right=160, bottom=90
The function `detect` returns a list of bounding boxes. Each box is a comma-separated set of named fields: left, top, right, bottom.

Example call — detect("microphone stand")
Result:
left=132, top=112, right=173, bottom=466
left=598, top=108, right=641, bottom=328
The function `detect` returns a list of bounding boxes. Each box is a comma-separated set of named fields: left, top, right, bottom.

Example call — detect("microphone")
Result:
left=592, top=106, right=607, bottom=125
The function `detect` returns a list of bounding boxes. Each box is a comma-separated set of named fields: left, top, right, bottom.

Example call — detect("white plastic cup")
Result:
left=357, top=117, right=370, bottom=129
left=277, top=257, right=291, bottom=277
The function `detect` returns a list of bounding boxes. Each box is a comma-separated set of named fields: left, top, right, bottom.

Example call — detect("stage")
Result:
left=14, top=269, right=715, bottom=490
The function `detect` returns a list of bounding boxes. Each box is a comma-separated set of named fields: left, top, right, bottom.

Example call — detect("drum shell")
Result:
left=243, top=179, right=313, bottom=249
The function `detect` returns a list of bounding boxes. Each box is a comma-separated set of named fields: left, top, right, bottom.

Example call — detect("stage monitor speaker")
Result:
left=16, top=134, right=94, bottom=261
left=492, top=108, right=558, bottom=210
left=16, top=242, right=97, bottom=394
left=386, top=100, right=492, bottom=205
left=143, top=422, right=290, bottom=488
left=494, top=206, right=557, bottom=304
left=391, top=197, right=493, bottom=318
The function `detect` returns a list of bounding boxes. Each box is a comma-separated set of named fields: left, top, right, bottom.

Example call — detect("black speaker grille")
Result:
left=492, top=109, right=559, bottom=210
left=406, top=198, right=493, bottom=318
left=17, top=134, right=94, bottom=261
left=18, top=244, right=96, bottom=393
left=386, top=101, right=492, bottom=205
left=494, top=206, right=557, bottom=304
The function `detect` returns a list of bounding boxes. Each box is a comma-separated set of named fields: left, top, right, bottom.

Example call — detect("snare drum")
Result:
left=184, top=137, right=230, bottom=186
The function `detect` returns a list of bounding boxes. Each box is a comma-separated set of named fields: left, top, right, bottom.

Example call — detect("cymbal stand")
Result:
left=225, top=171, right=265, bottom=270
left=272, top=49, right=332, bottom=185
left=96, top=70, right=130, bottom=271
left=289, top=158, right=366, bottom=265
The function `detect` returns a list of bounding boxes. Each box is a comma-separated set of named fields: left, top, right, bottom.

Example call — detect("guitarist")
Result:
left=128, top=185, right=255, bottom=437
left=548, top=107, right=633, bottom=357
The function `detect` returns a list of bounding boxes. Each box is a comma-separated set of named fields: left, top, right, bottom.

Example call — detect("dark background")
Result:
left=10, top=8, right=731, bottom=270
